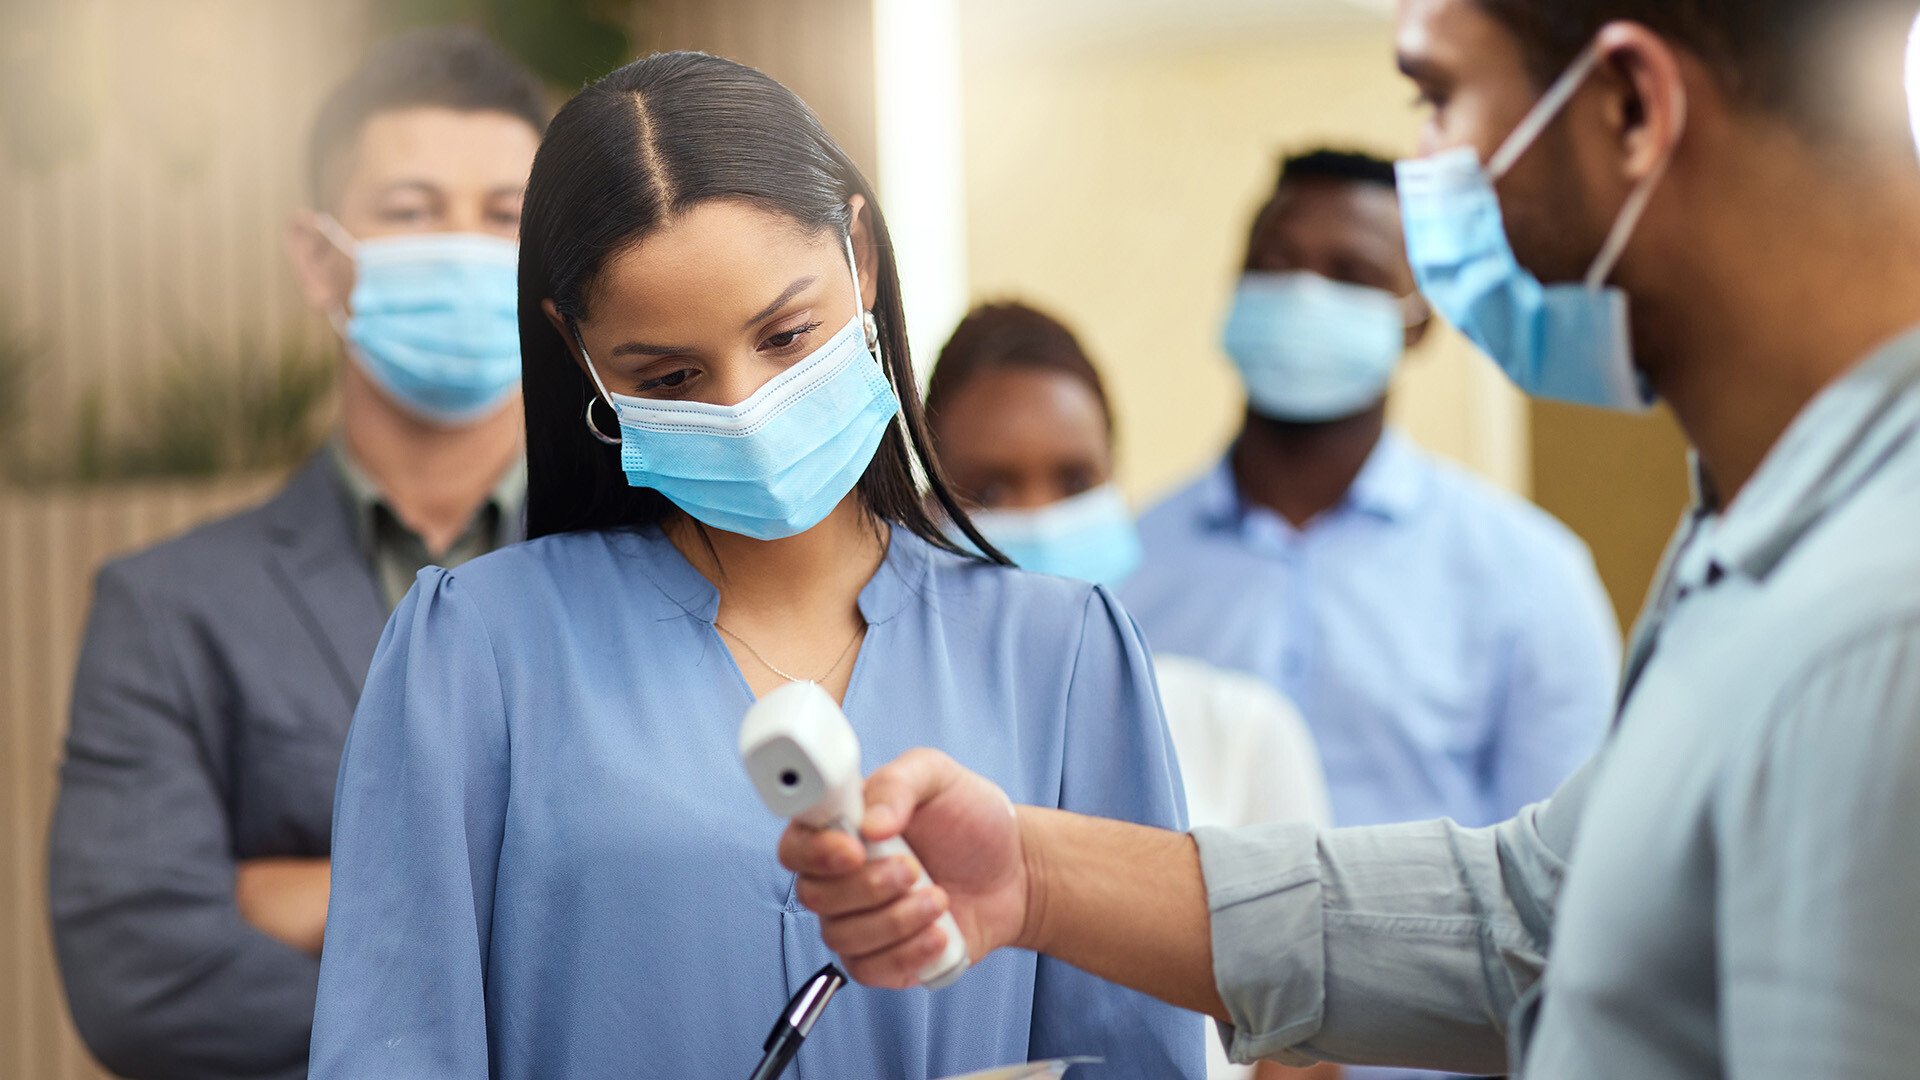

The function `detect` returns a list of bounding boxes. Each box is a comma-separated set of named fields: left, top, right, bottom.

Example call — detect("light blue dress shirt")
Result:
left=1122, top=430, right=1619, bottom=830
left=309, top=527, right=1203, bottom=1080
left=1192, top=329, right=1920, bottom=1078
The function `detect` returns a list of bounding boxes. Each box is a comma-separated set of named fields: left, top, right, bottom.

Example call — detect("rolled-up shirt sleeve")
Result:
left=1194, top=761, right=1592, bottom=1074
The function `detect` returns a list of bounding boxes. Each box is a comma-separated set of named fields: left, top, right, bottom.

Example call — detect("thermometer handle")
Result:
left=864, top=833, right=970, bottom=989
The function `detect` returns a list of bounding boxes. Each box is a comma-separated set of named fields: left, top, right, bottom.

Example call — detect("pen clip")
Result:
left=764, top=964, right=846, bottom=1051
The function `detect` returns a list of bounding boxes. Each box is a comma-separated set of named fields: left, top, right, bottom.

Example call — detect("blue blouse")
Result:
left=309, top=526, right=1203, bottom=1079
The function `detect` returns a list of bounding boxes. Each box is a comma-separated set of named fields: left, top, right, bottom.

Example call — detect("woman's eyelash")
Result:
left=767, top=321, right=823, bottom=349
left=637, top=369, right=694, bottom=392
left=630, top=321, right=825, bottom=392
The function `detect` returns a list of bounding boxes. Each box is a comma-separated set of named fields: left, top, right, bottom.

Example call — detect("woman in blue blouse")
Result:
left=309, top=52, right=1202, bottom=1080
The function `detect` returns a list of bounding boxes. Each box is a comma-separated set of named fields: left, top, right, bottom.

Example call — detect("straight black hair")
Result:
left=518, top=51, right=1004, bottom=563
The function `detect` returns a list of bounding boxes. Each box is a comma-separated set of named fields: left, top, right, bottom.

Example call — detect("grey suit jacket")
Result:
left=47, top=452, right=517, bottom=1080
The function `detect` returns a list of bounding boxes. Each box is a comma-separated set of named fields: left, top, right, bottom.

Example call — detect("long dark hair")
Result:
left=519, top=51, right=1002, bottom=563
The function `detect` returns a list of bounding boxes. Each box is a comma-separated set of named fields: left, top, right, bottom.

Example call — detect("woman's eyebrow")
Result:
left=605, top=275, right=823, bottom=358
left=741, top=276, right=819, bottom=330
left=610, top=340, right=697, bottom=358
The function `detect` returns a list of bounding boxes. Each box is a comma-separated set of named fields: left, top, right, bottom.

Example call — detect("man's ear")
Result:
left=846, top=193, right=880, bottom=311
left=285, top=210, right=352, bottom=315
left=1595, top=22, right=1689, bottom=189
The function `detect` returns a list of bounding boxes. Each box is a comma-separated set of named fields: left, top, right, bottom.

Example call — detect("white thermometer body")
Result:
left=740, top=681, right=971, bottom=990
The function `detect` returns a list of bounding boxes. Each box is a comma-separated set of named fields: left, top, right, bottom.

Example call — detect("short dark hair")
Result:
left=1277, top=148, right=1398, bottom=192
left=1474, top=0, right=1919, bottom=130
left=926, top=302, right=1115, bottom=439
left=1243, top=148, right=1401, bottom=268
left=308, top=26, right=550, bottom=206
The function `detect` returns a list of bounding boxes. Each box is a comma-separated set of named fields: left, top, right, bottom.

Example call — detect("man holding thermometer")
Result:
left=783, top=0, right=1920, bottom=1077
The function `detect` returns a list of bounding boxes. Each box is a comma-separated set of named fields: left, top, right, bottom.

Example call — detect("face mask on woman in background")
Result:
left=925, top=302, right=1143, bottom=588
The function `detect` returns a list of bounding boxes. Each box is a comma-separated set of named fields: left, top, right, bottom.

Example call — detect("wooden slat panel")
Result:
left=0, top=477, right=285, bottom=1080
left=0, top=1, right=356, bottom=455
left=0, top=2, right=367, bottom=1076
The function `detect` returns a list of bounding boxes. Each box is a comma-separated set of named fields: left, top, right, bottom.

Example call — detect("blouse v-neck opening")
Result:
left=605, top=523, right=935, bottom=709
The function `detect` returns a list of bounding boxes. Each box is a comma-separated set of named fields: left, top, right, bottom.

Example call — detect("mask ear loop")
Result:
left=843, top=231, right=882, bottom=360
left=313, top=213, right=361, bottom=335
left=1488, top=41, right=1606, bottom=181
left=1477, top=36, right=1684, bottom=293
left=569, top=319, right=624, bottom=446
left=312, top=213, right=359, bottom=257
left=846, top=210, right=918, bottom=498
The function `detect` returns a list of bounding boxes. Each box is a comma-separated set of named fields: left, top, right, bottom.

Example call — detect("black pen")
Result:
left=747, top=964, right=846, bottom=1080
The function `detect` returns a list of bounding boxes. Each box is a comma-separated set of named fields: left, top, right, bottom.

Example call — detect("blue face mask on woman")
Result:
left=318, top=216, right=524, bottom=425
left=966, top=485, right=1144, bottom=588
left=577, top=234, right=902, bottom=542
left=1396, top=40, right=1686, bottom=411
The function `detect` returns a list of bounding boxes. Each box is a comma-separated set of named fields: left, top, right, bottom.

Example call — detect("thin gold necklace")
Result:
left=714, top=621, right=864, bottom=684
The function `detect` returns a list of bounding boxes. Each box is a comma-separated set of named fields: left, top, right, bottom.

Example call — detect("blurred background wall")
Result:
left=0, top=1, right=1685, bottom=1077
left=962, top=7, right=1530, bottom=500
left=957, top=0, right=1691, bottom=623
left=0, top=3, right=883, bottom=1076
left=2, top=6, right=363, bottom=1077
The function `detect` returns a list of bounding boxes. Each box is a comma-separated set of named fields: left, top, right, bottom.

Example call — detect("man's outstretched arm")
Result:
left=781, top=748, right=1588, bottom=1073
left=780, top=750, right=1225, bottom=1013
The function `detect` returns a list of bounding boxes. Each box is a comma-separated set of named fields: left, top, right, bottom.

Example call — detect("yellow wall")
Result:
left=961, top=20, right=1532, bottom=503
left=1530, top=403, right=1692, bottom=633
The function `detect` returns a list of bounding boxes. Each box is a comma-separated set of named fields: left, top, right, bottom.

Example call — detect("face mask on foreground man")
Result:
left=781, top=0, right=1920, bottom=1077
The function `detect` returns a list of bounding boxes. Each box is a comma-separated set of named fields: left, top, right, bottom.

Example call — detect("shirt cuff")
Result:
left=1193, top=821, right=1327, bottom=1066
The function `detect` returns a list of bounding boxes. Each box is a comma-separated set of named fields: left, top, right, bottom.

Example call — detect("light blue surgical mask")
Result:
left=966, top=485, right=1144, bottom=588
left=1396, top=40, right=1686, bottom=411
left=578, top=235, right=901, bottom=542
left=1223, top=271, right=1418, bottom=422
left=319, top=217, right=524, bottom=425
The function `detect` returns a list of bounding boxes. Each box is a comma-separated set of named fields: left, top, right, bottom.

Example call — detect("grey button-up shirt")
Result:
left=1194, top=327, right=1920, bottom=1078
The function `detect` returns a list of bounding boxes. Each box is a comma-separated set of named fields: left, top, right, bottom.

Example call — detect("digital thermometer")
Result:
left=740, top=681, right=971, bottom=990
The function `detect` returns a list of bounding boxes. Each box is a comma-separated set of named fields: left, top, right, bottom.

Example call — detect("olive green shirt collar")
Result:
left=329, top=437, right=526, bottom=609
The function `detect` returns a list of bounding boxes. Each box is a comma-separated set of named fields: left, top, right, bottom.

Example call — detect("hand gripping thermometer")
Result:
left=740, top=681, right=971, bottom=990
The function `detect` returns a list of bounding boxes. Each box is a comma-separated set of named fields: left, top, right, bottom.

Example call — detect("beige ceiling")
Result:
left=962, top=0, right=1394, bottom=55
